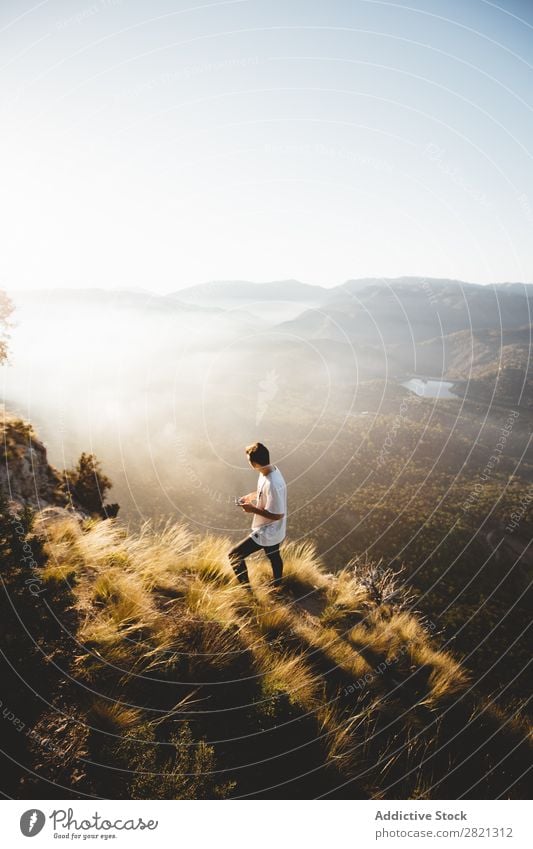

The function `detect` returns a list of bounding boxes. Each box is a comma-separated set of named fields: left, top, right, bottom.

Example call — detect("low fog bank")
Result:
left=3, top=288, right=532, bottom=552
left=1, top=290, right=362, bottom=535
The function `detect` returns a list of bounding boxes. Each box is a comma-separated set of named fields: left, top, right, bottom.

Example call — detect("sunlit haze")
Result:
left=1, top=0, right=533, bottom=292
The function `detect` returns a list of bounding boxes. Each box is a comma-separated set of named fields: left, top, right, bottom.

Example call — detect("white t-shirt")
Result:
left=250, top=465, right=287, bottom=546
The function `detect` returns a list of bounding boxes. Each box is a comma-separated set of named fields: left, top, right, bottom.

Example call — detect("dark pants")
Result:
left=228, top=535, right=284, bottom=586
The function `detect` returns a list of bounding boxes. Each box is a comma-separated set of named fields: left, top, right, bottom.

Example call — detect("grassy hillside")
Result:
left=289, top=405, right=533, bottom=707
left=1, top=504, right=531, bottom=800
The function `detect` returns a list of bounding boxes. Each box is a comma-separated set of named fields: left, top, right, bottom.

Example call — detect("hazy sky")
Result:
left=1, top=0, right=533, bottom=291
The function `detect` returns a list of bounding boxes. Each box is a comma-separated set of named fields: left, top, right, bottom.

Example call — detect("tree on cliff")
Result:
left=63, top=451, right=120, bottom=519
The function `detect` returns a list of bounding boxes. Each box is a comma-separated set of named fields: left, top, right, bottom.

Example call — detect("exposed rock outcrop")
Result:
left=0, top=406, right=85, bottom=515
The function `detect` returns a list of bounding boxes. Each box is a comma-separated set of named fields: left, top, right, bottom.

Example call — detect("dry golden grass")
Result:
left=139, top=614, right=254, bottom=686
left=87, top=700, right=142, bottom=734
left=348, top=608, right=425, bottom=659
left=276, top=540, right=331, bottom=594
left=322, top=566, right=370, bottom=626
left=37, top=514, right=86, bottom=583
left=40, top=514, right=83, bottom=543
left=183, top=575, right=247, bottom=629
left=413, top=643, right=470, bottom=704
left=295, top=620, right=371, bottom=682
left=82, top=563, right=158, bottom=626
left=36, top=508, right=485, bottom=797
left=78, top=616, right=124, bottom=649
left=48, top=512, right=461, bottom=711
left=74, top=518, right=129, bottom=570
left=184, top=534, right=236, bottom=585
left=40, top=560, right=79, bottom=585
left=253, top=602, right=295, bottom=639
left=258, top=649, right=324, bottom=710
left=317, top=703, right=373, bottom=771
left=124, top=519, right=192, bottom=590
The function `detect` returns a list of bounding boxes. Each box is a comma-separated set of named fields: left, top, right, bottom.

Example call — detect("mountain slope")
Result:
left=1, top=508, right=530, bottom=799
left=1, top=413, right=531, bottom=799
left=281, top=278, right=533, bottom=347
left=171, top=279, right=328, bottom=305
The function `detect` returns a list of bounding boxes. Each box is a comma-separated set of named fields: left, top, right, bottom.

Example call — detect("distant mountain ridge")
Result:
left=10, top=277, right=533, bottom=308
left=171, top=279, right=328, bottom=303
left=336, top=276, right=533, bottom=295
left=278, top=278, right=533, bottom=345
left=172, top=276, right=533, bottom=301
left=6, top=279, right=532, bottom=407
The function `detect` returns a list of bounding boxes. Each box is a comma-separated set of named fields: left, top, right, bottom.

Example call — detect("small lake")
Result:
left=401, top=378, right=457, bottom=399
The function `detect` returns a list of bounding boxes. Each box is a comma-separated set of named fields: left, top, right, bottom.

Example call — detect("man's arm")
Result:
left=242, top=480, right=285, bottom=521
left=241, top=503, right=284, bottom=520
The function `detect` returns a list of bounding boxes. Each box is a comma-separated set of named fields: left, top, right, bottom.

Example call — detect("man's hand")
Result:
left=238, top=492, right=256, bottom=505
left=241, top=502, right=257, bottom=514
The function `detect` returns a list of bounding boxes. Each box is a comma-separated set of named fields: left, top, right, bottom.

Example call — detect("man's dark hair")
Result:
left=245, top=442, right=270, bottom=466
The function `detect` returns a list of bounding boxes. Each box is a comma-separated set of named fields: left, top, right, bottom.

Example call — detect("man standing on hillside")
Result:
left=229, top=442, right=287, bottom=587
